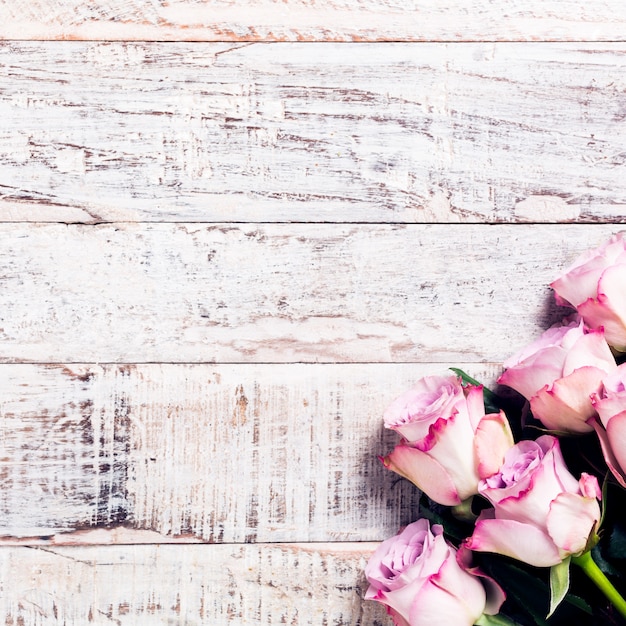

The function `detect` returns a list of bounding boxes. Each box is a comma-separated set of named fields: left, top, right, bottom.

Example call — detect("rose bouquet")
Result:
left=365, top=233, right=626, bottom=626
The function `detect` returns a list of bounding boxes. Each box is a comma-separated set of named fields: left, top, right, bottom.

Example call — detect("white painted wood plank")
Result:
left=1, top=1, right=625, bottom=42
left=0, top=223, right=620, bottom=364
left=0, top=363, right=504, bottom=542
left=0, top=543, right=386, bottom=625
left=1, top=43, right=625, bottom=223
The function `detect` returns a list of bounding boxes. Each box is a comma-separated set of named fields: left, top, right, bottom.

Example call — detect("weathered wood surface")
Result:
left=0, top=363, right=508, bottom=542
left=1, top=43, right=625, bottom=223
left=0, top=543, right=387, bottom=625
left=2, top=12, right=625, bottom=625
left=2, top=1, right=626, bottom=42
left=0, top=223, right=620, bottom=364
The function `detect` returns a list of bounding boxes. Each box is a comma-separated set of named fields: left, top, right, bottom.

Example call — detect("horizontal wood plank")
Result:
left=0, top=363, right=508, bottom=542
left=0, top=543, right=387, bottom=625
left=0, top=223, right=621, bottom=364
left=1, top=43, right=625, bottom=223
left=1, top=1, right=625, bottom=42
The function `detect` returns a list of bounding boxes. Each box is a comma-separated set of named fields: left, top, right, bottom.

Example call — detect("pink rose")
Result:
left=382, top=375, right=514, bottom=506
left=498, top=318, right=616, bottom=433
left=590, top=363, right=626, bottom=487
left=551, top=233, right=626, bottom=352
left=365, top=519, right=505, bottom=626
left=465, top=436, right=601, bottom=567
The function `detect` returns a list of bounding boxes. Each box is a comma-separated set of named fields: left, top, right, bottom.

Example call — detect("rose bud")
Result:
left=551, top=233, right=626, bottom=352
left=465, top=435, right=601, bottom=568
left=498, top=318, right=616, bottom=433
left=365, top=519, right=505, bottom=626
left=382, top=375, right=513, bottom=506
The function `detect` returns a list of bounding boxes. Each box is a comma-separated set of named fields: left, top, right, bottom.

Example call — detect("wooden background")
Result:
left=1, top=2, right=625, bottom=624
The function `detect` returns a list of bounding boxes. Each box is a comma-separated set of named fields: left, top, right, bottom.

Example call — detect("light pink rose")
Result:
left=465, top=435, right=601, bottom=567
left=551, top=233, right=626, bottom=352
left=498, top=318, right=616, bottom=433
left=382, top=375, right=514, bottom=506
left=590, top=362, right=626, bottom=487
left=365, top=519, right=505, bottom=626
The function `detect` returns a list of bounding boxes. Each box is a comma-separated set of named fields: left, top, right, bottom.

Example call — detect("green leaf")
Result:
left=549, top=557, right=571, bottom=618
left=478, top=556, right=591, bottom=626
left=449, top=368, right=501, bottom=414
left=474, top=613, right=520, bottom=626
left=479, top=560, right=551, bottom=626
left=417, top=494, right=475, bottom=543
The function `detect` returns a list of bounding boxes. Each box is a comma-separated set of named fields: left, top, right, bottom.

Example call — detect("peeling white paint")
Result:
left=0, top=224, right=618, bottom=363
left=0, top=543, right=388, bottom=625
left=0, top=9, right=624, bottom=624
left=1, top=1, right=625, bottom=41
left=515, top=195, right=581, bottom=222
left=0, top=43, right=624, bottom=222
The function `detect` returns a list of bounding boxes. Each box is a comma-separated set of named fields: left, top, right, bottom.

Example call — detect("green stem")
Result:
left=474, top=612, right=518, bottom=626
left=573, top=551, right=626, bottom=620
left=451, top=496, right=477, bottom=523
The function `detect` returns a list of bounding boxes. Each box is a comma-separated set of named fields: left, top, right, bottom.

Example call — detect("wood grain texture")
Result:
left=1, top=1, right=626, bottom=42
left=0, top=543, right=387, bottom=624
left=0, top=363, right=506, bottom=542
left=1, top=42, right=625, bottom=223
left=0, top=223, right=621, bottom=364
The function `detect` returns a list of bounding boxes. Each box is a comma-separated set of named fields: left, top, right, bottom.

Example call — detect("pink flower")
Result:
left=590, top=363, right=626, bottom=487
left=382, top=375, right=514, bottom=506
left=365, top=519, right=505, bottom=626
left=465, top=436, right=601, bottom=567
left=498, top=318, right=616, bottom=433
left=551, top=233, right=626, bottom=352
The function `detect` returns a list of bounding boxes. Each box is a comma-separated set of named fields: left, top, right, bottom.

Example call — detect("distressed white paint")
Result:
left=2, top=11, right=625, bottom=624
left=0, top=43, right=625, bottom=223
left=0, top=363, right=506, bottom=542
left=1, top=0, right=625, bottom=41
left=0, top=223, right=620, bottom=364
left=0, top=543, right=387, bottom=625
left=514, top=195, right=582, bottom=222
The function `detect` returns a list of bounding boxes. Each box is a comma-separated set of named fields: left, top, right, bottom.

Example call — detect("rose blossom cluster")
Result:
left=500, top=232, right=626, bottom=486
left=365, top=233, right=626, bottom=626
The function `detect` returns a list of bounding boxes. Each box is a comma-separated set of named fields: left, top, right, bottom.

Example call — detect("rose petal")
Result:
left=465, top=518, right=563, bottom=567
left=577, top=265, right=626, bottom=350
left=551, top=266, right=607, bottom=308
left=456, top=546, right=506, bottom=616
left=588, top=417, right=626, bottom=488
left=383, top=444, right=462, bottom=506
left=381, top=577, right=427, bottom=624
left=479, top=436, right=579, bottom=525
left=606, top=410, right=626, bottom=481
left=592, top=391, right=626, bottom=426
left=474, top=411, right=514, bottom=480
left=498, top=345, right=568, bottom=400
left=579, top=472, right=602, bottom=500
left=562, top=329, right=616, bottom=376
left=464, top=384, right=486, bottom=431
left=546, top=492, right=600, bottom=554
left=383, top=376, right=463, bottom=441
left=529, top=367, right=604, bottom=433
left=417, top=412, right=480, bottom=500
left=387, top=608, right=411, bottom=626
left=550, top=234, right=626, bottom=307
left=408, top=560, right=486, bottom=626
left=540, top=434, right=582, bottom=494
left=502, top=320, right=579, bottom=369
